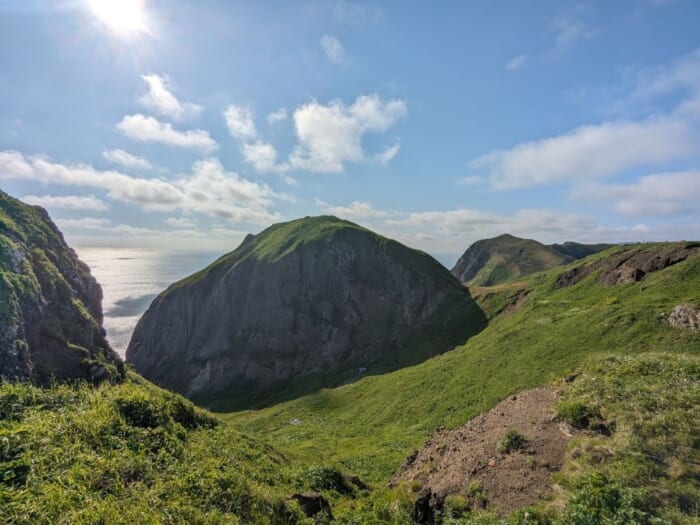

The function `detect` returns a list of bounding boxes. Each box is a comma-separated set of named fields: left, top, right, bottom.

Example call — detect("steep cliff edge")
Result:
left=127, top=216, right=486, bottom=409
left=0, top=190, right=123, bottom=383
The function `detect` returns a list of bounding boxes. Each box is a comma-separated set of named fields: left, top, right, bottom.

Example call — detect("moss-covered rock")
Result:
left=0, top=189, right=123, bottom=384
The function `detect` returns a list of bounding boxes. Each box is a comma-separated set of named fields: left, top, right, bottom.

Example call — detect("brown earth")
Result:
left=391, top=387, right=576, bottom=520
left=556, top=244, right=699, bottom=288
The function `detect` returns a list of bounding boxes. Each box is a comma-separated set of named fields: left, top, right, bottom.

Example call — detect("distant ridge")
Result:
left=451, top=233, right=610, bottom=285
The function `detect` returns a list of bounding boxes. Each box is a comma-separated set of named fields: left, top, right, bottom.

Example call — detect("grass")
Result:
left=228, top=243, right=700, bottom=488
left=1, top=238, right=699, bottom=522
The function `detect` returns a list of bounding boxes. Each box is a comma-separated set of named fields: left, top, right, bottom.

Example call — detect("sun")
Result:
left=87, top=0, right=149, bottom=37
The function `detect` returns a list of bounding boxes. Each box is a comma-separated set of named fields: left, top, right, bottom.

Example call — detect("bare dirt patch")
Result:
left=391, top=387, right=575, bottom=520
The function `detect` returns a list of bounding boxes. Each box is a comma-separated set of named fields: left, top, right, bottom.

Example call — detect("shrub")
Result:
left=499, top=430, right=527, bottom=454
left=556, top=400, right=601, bottom=429
left=444, top=494, right=469, bottom=518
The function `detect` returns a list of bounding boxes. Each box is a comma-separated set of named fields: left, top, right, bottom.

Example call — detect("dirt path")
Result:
left=392, top=386, right=574, bottom=518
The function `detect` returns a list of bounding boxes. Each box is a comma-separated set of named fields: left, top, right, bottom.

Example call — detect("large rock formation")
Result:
left=451, top=234, right=610, bottom=286
left=127, top=216, right=486, bottom=410
left=0, top=190, right=123, bottom=383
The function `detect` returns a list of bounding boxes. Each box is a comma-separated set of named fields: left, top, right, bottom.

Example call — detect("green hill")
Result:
left=451, top=233, right=610, bottom=286
left=127, top=216, right=485, bottom=410
left=1, top=197, right=698, bottom=523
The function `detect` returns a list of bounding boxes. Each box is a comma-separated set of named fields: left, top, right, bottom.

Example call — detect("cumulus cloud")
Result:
left=320, top=35, right=346, bottom=64
left=0, top=150, right=282, bottom=224
left=223, top=105, right=257, bottom=141
left=139, top=74, right=203, bottom=120
left=266, top=107, right=288, bottom=124
left=470, top=115, right=696, bottom=189
left=102, top=148, right=153, bottom=170
left=55, top=217, right=111, bottom=230
left=242, top=141, right=286, bottom=173
left=315, top=198, right=391, bottom=220
left=117, top=114, right=218, bottom=153
left=21, top=194, right=108, bottom=211
left=289, top=94, right=407, bottom=172
left=577, top=171, right=700, bottom=217
left=375, top=143, right=400, bottom=165
left=165, top=217, right=196, bottom=228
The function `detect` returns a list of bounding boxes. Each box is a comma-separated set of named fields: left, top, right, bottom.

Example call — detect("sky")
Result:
left=1, top=0, right=699, bottom=263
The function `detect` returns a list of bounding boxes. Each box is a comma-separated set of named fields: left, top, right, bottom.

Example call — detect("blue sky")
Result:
left=1, top=0, right=699, bottom=262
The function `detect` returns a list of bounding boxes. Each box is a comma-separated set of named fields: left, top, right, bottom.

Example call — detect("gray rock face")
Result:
left=127, top=217, right=486, bottom=410
left=0, top=190, right=123, bottom=383
left=666, top=304, right=700, bottom=330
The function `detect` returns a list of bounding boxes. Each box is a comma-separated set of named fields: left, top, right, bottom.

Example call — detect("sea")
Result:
left=76, top=248, right=221, bottom=358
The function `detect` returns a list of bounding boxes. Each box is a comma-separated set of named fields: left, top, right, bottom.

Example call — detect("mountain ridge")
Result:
left=451, top=233, right=611, bottom=285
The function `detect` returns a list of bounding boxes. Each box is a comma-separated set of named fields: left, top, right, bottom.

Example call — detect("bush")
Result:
left=303, top=465, right=353, bottom=494
left=556, top=400, right=600, bottom=429
left=499, top=430, right=527, bottom=454
left=444, top=494, right=469, bottom=518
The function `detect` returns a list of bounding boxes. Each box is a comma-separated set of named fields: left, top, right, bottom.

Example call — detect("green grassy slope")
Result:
left=451, top=234, right=610, bottom=286
left=229, top=243, right=700, bottom=485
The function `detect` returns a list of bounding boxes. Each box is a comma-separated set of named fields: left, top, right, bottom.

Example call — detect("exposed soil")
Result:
left=556, top=244, right=699, bottom=288
left=391, top=387, right=576, bottom=519
left=503, top=289, right=531, bottom=315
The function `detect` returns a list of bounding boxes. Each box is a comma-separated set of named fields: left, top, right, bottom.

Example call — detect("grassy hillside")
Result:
left=451, top=234, right=610, bottom=286
left=227, top=242, right=700, bottom=518
left=1, top=242, right=698, bottom=523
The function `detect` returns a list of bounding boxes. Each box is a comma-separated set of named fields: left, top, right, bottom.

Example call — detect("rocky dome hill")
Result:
left=0, top=190, right=122, bottom=383
left=127, top=216, right=486, bottom=410
left=451, top=233, right=610, bottom=285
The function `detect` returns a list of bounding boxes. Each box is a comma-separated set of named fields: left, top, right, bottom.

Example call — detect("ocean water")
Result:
left=76, top=248, right=220, bottom=358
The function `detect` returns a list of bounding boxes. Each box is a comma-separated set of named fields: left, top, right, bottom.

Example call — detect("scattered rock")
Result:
left=666, top=304, right=700, bottom=330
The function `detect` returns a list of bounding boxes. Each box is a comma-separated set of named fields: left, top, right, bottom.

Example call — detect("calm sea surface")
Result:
left=76, top=248, right=220, bottom=358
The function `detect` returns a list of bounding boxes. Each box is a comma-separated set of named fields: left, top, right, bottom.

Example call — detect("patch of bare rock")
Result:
left=556, top=243, right=699, bottom=288
left=391, top=387, right=576, bottom=522
left=664, top=304, right=700, bottom=330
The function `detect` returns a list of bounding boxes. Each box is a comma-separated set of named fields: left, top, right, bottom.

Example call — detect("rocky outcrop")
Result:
left=0, top=190, right=123, bottom=383
left=451, top=234, right=610, bottom=286
left=127, top=216, right=486, bottom=410
left=665, top=304, right=700, bottom=330
left=556, top=243, right=700, bottom=288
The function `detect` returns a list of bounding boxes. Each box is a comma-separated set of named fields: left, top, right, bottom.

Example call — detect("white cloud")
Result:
left=631, top=48, right=700, bottom=101
left=139, top=74, right=203, bottom=121
left=289, top=94, right=407, bottom=172
left=375, top=142, right=400, bottom=165
left=315, top=198, right=391, bottom=220
left=320, top=34, right=346, bottom=64
left=165, top=217, right=196, bottom=228
left=578, top=171, right=700, bottom=217
left=117, top=114, right=218, bottom=152
left=223, top=105, right=257, bottom=141
left=56, top=217, right=111, bottom=230
left=0, top=150, right=282, bottom=224
left=21, top=194, right=108, bottom=211
left=381, top=207, right=662, bottom=255
left=470, top=115, right=696, bottom=189
left=266, top=107, right=288, bottom=124
left=242, top=140, right=286, bottom=173
left=102, top=148, right=153, bottom=170
left=505, top=54, right=527, bottom=71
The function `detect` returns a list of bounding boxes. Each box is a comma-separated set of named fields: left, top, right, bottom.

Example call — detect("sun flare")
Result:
left=87, top=0, right=148, bottom=36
